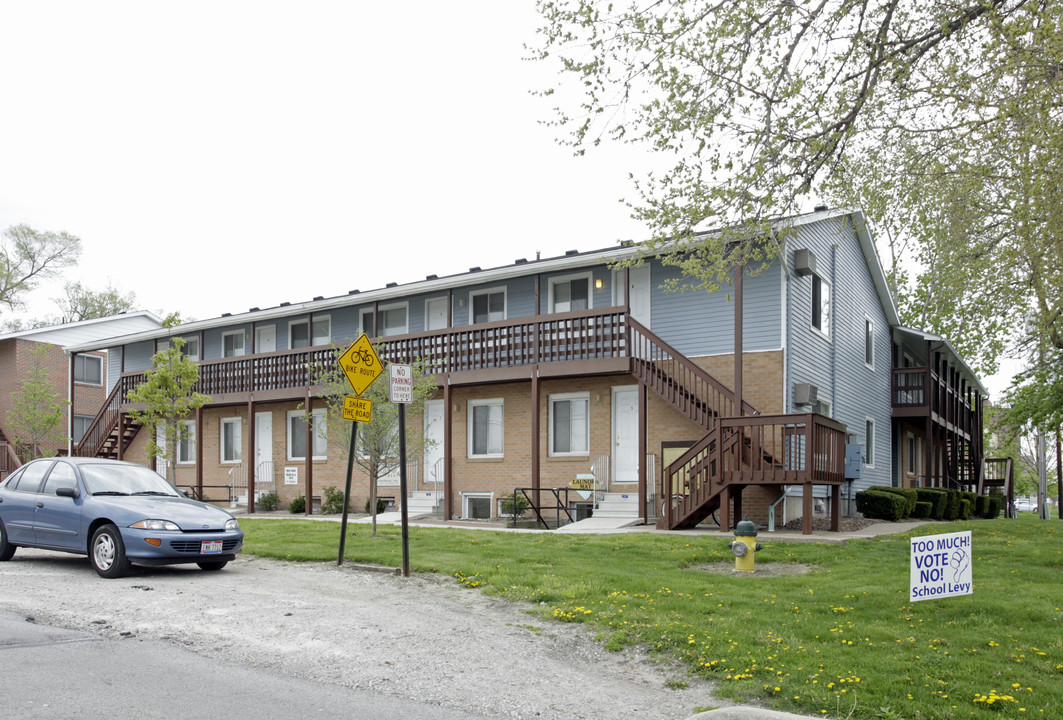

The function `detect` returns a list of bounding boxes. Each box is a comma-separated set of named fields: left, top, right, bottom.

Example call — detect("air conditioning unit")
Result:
left=794, top=383, right=819, bottom=406
left=794, top=248, right=817, bottom=276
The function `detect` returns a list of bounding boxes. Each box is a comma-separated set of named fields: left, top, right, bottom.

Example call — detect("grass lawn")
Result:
left=240, top=515, right=1062, bottom=720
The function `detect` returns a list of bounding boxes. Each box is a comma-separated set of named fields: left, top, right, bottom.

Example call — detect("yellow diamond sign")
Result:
left=338, top=334, right=383, bottom=396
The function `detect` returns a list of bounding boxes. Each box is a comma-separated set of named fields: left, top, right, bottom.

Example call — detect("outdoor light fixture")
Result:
left=595, top=278, right=603, bottom=289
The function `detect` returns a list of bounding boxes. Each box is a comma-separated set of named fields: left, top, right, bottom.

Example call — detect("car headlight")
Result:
left=225, top=518, right=240, bottom=531
left=130, top=519, right=180, bottom=531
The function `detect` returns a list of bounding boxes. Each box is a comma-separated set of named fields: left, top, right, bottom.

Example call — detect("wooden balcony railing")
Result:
left=658, top=412, right=846, bottom=530
left=892, top=366, right=979, bottom=436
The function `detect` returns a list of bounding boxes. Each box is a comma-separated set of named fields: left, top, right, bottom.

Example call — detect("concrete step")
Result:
left=594, top=490, right=639, bottom=518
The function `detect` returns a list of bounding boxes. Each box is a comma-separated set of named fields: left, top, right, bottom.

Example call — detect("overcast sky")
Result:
left=0, top=2, right=1019, bottom=398
left=1, top=1, right=656, bottom=324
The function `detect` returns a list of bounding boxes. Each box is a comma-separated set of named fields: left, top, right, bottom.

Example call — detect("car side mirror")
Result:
left=55, top=486, right=80, bottom=499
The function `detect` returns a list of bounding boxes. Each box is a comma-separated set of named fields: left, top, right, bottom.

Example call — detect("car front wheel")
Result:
left=90, top=525, right=131, bottom=578
left=0, top=519, right=15, bottom=561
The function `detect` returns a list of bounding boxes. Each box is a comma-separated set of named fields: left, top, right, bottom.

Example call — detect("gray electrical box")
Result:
left=845, top=443, right=863, bottom=479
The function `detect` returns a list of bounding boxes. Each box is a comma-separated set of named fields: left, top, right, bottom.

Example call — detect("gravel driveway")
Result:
left=1, top=548, right=724, bottom=720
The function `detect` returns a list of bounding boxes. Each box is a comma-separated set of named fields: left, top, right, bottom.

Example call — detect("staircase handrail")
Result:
left=74, top=373, right=146, bottom=458
left=627, top=317, right=758, bottom=427
left=1, top=440, right=21, bottom=478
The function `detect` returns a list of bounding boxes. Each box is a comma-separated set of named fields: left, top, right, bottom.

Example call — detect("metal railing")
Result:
left=513, top=487, right=579, bottom=529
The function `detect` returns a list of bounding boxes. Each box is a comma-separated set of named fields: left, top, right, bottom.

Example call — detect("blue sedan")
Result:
left=0, top=457, right=243, bottom=578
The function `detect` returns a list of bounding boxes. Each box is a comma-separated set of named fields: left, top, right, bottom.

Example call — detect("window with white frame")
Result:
left=864, top=317, right=874, bottom=368
left=177, top=336, right=200, bottom=362
left=549, top=392, right=589, bottom=456
left=468, top=399, right=503, bottom=458
left=220, top=417, right=242, bottom=463
left=72, top=415, right=93, bottom=444
left=864, top=418, right=875, bottom=468
left=549, top=273, right=591, bottom=313
left=470, top=288, right=506, bottom=324
left=288, top=409, right=327, bottom=461
left=463, top=492, right=493, bottom=519
left=74, top=354, right=103, bottom=385
left=811, top=274, right=831, bottom=336
left=907, top=433, right=917, bottom=475
left=177, top=420, right=196, bottom=464
left=381, top=303, right=408, bottom=337
left=222, top=330, right=246, bottom=358
left=289, top=316, right=331, bottom=349
left=359, top=308, right=376, bottom=338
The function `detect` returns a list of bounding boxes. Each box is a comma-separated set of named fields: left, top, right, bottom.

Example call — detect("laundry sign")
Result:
left=910, top=531, right=972, bottom=602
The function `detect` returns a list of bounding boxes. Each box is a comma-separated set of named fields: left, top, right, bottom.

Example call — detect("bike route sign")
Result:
left=338, top=334, right=383, bottom=396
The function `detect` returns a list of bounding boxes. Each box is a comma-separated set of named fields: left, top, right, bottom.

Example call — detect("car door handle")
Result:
left=36, top=501, right=45, bottom=508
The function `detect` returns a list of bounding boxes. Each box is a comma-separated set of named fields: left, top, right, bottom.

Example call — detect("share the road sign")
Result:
left=342, top=396, right=372, bottom=423
left=338, top=334, right=383, bottom=396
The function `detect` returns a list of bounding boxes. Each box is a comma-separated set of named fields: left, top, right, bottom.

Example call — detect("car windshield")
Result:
left=80, top=464, right=180, bottom=497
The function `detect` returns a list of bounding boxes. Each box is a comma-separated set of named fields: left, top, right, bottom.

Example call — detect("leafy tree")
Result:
left=532, top=0, right=1062, bottom=418
left=0, top=224, right=82, bottom=315
left=126, top=337, right=211, bottom=485
left=54, top=281, right=137, bottom=322
left=5, top=344, right=68, bottom=460
left=311, top=347, right=437, bottom=534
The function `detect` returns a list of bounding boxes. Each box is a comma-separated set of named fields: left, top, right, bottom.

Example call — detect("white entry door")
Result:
left=612, top=387, right=639, bottom=484
left=423, top=399, right=445, bottom=489
left=426, top=297, right=448, bottom=331
left=255, top=412, right=274, bottom=488
left=628, top=265, right=651, bottom=327
left=256, top=325, right=277, bottom=353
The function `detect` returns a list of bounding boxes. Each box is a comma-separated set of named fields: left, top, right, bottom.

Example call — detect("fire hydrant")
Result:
left=728, top=517, right=763, bottom=573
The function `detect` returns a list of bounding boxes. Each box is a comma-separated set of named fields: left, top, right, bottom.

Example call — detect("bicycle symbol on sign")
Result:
left=347, top=347, right=375, bottom=368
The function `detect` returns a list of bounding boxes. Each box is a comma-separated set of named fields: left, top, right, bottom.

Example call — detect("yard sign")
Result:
left=910, top=531, right=973, bottom=602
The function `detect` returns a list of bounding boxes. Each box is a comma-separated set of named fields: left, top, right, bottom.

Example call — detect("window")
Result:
left=811, top=274, right=831, bottom=336
left=178, top=336, right=201, bottom=362
left=359, top=308, right=376, bottom=337
left=549, top=274, right=591, bottom=313
left=72, top=415, right=93, bottom=444
left=463, top=492, right=493, bottom=519
left=549, top=393, right=589, bottom=456
left=10, top=461, right=51, bottom=492
left=42, top=462, right=77, bottom=496
left=864, top=317, right=874, bottom=368
left=381, top=303, right=408, bottom=337
left=288, top=409, right=327, bottom=461
left=74, top=354, right=103, bottom=385
left=289, top=316, right=331, bottom=349
left=221, top=418, right=242, bottom=463
left=864, top=418, right=875, bottom=468
left=222, top=331, right=246, bottom=358
left=468, top=399, right=503, bottom=458
left=177, top=420, right=196, bottom=464
left=470, top=288, right=506, bottom=324
left=907, top=433, right=917, bottom=475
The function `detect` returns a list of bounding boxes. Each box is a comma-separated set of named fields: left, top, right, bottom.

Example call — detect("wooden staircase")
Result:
left=73, top=375, right=144, bottom=459
left=625, top=319, right=846, bottom=532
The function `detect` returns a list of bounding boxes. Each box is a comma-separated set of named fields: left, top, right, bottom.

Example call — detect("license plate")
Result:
left=201, top=540, right=223, bottom=554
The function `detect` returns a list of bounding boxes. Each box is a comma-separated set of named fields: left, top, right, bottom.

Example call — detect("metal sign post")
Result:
left=390, top=364, right=413, bottom=577
left=336, top=335, right=383, bottom=566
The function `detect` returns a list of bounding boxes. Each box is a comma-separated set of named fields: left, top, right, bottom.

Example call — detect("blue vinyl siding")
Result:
left=123, top=341, right=155, bottom=372
left=785, top=215, right=892, bottom=491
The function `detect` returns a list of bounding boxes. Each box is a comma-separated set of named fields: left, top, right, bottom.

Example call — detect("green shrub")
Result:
left=500, top=492, right=531, bottom=518
left=258, top=492, right=280, bottom=512
left=916, top=488, right=948, bottom=519
left=975, top=495, right=990, bottom=517
left=321, top=486, right=347, bottom=514
left=943, top=489, right=961, bottom=521
left=911, top=501, right=933, bottom=519
left=364, top=497, right=387, bottom=514
left=879, top=487, right=918, bottom=517
left=986, top=494, right=1003, bottom=519
left=958, top=497, right=971, bottom=520
left=855, top=488, right=906, bottom=520
left=289, top=496, right=306, bottom=514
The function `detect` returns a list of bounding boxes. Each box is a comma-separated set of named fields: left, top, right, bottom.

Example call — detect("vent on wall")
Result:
left=794, top=383, right=819, bottom=406
left=794, top=248, right=817, bottom=276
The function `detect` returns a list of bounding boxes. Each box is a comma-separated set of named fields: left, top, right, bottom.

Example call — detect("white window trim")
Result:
left=864, top=417, right=876, bottom=469
left=221, top=330, right=246, bottom=358
left=380, top=302, right=409, bottom=337
left=468, top=287, right=507, bottom=324
left=359, top=308, right=376, bottom=338
left=461, top=491, right=494, bottom=519
left=288, top=316, right=331, bottom=348
left=287, top=408, right=328, bottom=461
left=177, top=420, right=197, bottom=465
left=182, top=337, right=201, bottom=362
left=467, top=398, right=504, bottom=459
left=220, top=417, right=242, bottom=464
left=811, top=274, right=831, bottom=339
left=548, top=272, right=594, bottom=313
left=74, top=354, right=104, bottom=386
left=548, top=392, right=590, bottom=457
left=864, top=316, right=875, bottom=370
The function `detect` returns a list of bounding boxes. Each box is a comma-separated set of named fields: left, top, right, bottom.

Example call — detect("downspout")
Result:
left=67, top=351, right=75, bottom=456
left=831, top=244, right=838, bottom=414
left=780, top=232, right=792, bottom=526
